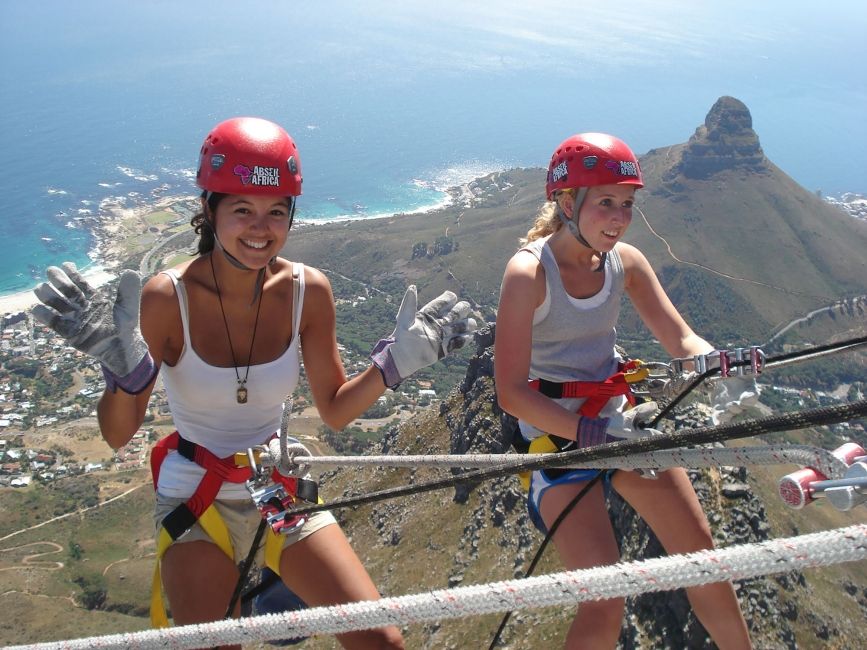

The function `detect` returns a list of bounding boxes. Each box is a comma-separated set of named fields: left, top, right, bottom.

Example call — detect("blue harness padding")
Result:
left=527, top=468, right=616, bottom=533
left=252, top=567, right=309, bottom=646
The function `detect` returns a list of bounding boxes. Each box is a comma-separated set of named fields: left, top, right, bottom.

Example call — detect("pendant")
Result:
left=237, top=384, right=248, bottom=404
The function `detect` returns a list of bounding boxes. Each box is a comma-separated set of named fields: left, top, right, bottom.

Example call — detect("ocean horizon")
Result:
left=2, top=0, right=864, bottom=297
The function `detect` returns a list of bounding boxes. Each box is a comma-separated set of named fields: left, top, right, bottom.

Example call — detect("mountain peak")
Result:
left=677, top=96, right=767, bottom=179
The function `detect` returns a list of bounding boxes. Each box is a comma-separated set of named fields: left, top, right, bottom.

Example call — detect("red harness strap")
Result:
left=150, top=432, right=306, bottom=541
left=528, top=360, right=639, bottom=418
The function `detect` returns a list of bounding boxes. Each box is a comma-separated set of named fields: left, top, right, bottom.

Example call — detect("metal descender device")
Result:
left=244, top=446, right=308, bottom=536
left=629, top=346, right=765, bottom=404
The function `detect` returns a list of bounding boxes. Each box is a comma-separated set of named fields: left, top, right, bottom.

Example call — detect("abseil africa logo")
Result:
left=233, top=164, right=281, bottom=187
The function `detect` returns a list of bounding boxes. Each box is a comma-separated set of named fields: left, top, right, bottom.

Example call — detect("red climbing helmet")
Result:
left=545, top=133, right=643, bottom=200
left=196, top=117, right=303, bottom=197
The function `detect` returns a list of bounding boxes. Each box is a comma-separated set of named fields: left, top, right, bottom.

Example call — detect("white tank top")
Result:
left=157, top=264, right=304, bottom=499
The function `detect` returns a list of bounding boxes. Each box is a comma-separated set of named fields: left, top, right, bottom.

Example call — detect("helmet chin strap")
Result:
left=557, top=187, right=606, bottom=272
left=205, top=207, right=278, bottom=306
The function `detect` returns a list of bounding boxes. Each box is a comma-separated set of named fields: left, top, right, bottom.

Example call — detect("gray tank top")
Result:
left=521, top=236, right=624, bottom=383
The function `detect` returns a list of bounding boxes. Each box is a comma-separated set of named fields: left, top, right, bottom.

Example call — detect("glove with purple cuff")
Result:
left=370, top=285, right=478, bottom=389
left=577, top=401, right=661, bottom=478
left=576, top=401, right=660, bottom=447
left=32, top=263, right=157, bottom=395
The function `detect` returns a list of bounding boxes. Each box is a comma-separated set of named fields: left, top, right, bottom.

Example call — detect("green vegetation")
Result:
left=143, top=210, right=178, bottom=225
left=73, top=571, right=107, bottom=610
left=318, top=423, right=384, bottom=454
left=0, top=476, right=100, bottom=535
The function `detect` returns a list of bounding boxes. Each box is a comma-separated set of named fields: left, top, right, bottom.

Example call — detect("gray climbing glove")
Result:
left=577, top=401, right=661, bottom=479
left=32, top=263, right=156, bottom=394
left=370, top=285, right=478, bottom=389
left=577, top=401, right=660, bottom=446
left=709, top=377, right=760, bottom=425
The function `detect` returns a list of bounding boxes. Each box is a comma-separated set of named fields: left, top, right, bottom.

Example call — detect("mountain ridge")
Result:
left=283, top=96, right=867, bottom=350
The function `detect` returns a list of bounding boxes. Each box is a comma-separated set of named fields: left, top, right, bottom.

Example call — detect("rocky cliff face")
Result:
left=426, top=328, right=860, bottom=649
left=672, top=95, right=768, bottom=180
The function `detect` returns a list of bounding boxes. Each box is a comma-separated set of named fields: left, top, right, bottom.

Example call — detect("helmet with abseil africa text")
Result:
left=545, top=132, right=642, bottom=200
left=196, top=117, right=303, bottom=197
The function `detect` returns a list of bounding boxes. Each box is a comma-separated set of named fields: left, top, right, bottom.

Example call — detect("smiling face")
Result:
left=210, top=194, right=292, bottom=268
left=560, top=184, right=636, bottom=252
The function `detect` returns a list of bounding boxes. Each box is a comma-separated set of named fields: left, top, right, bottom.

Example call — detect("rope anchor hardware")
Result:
left=779, top=443, right=867, bottom=511
left=672, top=346, right=765, bottom=377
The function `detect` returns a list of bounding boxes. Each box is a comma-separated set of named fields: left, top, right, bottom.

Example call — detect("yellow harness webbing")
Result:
left=151, top=504, right=285, bottom=627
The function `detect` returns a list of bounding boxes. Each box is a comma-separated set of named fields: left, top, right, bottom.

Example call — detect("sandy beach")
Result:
left=0, top=194, right=198, bottom=318
left=0, top=267, right=117, bottom=316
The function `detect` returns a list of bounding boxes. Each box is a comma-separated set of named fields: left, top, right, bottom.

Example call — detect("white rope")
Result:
left=9, top=524, right=865, bottom=650
left=266, top=444, right=851, bottom=479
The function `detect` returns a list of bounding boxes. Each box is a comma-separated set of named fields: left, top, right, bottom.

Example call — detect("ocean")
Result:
left=1, top=0, right=864, bottom=296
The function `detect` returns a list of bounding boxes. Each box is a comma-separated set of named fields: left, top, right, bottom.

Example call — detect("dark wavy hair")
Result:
left=190, top=191, right=226, bottom=256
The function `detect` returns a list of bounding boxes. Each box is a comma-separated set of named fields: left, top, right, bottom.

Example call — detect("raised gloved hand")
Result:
left=32, top=263, right=156, bottom=394
left=709, top=377, right=760, bottom=426
left=370, top=285, right=478, bottom=389
left=576, top=401, right=660, bottom=448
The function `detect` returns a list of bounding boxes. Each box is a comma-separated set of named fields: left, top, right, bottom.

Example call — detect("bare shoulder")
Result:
left=296, top=265, right=335, bottom=324
left=614, top=241, right=647, bottom=267
left=505, top=248, right=542, bottom=278
left=299, top=265, right=334, bottom=297
left=141, top=270, right=177, bottom=305
left=615, top=242, right=655, bottom=280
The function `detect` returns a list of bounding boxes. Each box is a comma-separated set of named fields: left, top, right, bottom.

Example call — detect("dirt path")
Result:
left=0, top=483, right=148, bottom=544
left=0, top=541, right=64, bottom=571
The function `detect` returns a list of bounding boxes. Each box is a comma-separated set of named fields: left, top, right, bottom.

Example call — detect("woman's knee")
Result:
left=577, top=597, right=626, bottom=629
left=674, top=518, right=715, bottom=553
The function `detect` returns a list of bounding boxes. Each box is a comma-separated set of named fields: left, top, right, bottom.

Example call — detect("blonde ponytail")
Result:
left=520, top=200, right=562, bottom=246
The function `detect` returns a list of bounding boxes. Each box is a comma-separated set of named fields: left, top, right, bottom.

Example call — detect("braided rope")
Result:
left=288, top=400, right=867, bottom=517
left=9, top=524, right=866, bottom=650
left=270, top=444, right=853, bottom=479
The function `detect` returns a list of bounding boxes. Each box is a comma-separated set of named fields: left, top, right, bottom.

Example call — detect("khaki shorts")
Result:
left=154, top=492, right=337, bottom=567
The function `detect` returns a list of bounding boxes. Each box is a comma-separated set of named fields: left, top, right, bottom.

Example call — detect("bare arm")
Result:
left=299, top=267, right=387, bottom=430
left=619, top=243, right=713, bottom=359
left=96, top=274, right=173, bottom=449
left=494, top=251, right=584, bottom=441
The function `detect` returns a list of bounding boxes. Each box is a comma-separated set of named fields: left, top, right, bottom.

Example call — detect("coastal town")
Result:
left=1, top=287, right=864, bottom=491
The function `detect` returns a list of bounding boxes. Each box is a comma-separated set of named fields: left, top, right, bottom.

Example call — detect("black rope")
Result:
left=648, top=335, right=867, bottom=428
left=487, top=471, right=604, bottom=650
left=765, top=334, right=867, bottom=364
left=225, top=519, right=268, bottom=620
left=286, top=399, right=867, bottom=517
left=647, top=369, right=715, bottom=427
left=240, top=569, right=280, bottom=606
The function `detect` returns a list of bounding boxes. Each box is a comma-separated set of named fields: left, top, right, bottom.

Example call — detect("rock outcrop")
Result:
left=674, top=95, right=768, bottom=180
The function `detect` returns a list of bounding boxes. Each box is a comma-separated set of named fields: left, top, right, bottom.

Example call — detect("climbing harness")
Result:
left=517, top=360, right=643, bottom=487
left=149, top=431, right=318, bottom=627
